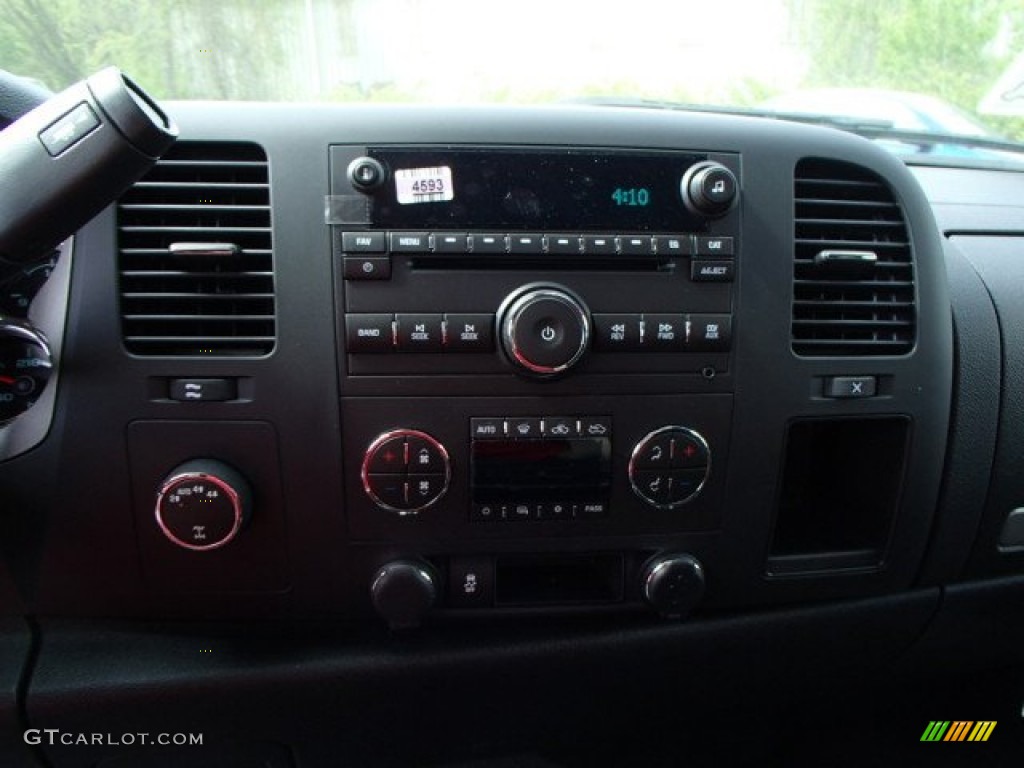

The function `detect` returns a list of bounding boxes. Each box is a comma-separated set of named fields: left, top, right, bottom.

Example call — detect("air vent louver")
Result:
left=117, top=141, right=275, bottom=356
left=792, top=158, right=915, bottom=356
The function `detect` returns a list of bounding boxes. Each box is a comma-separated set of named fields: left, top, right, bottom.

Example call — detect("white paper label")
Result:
left=395, top=166, right=454, bottom=205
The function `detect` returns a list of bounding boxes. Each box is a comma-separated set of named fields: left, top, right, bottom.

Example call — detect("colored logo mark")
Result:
left=920, top=721, right=996, bottom=742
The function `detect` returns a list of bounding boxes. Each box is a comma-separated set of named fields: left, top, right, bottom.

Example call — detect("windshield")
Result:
left=2, top=0, right=1024, bottom=153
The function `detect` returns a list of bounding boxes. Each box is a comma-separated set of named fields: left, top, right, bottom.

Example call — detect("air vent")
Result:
left=117, top=141, right=274, bottom=356
left=792, top=158, right=915, bottom=356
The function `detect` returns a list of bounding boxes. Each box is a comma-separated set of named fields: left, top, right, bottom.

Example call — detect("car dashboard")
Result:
left=0, top=101, right=1022, bottom=767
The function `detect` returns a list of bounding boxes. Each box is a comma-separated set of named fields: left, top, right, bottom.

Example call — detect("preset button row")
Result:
left=340, top=231, right=734, bottom=257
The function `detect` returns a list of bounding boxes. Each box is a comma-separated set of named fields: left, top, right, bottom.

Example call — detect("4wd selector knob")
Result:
left=155, top=459, right=252, bottom=551
left=499, top=285, right=590, bottom=376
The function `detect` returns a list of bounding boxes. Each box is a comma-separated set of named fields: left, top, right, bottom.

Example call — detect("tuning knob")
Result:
left=681, top=161, right=738, bottom=217
left=155, top=459, right=252, bottom=551
left=498, top=284, right=590, bottom=376
left=642, top=554, right=705, bottom=617
left=371, top=560, right=438, bottom=629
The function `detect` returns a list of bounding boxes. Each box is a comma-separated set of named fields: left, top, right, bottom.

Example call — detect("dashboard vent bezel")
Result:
left=117, top=141, right=275, bottom=357
left=792, top=158, right=916, bottom=357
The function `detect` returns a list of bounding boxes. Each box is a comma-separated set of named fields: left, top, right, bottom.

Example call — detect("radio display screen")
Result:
left=471, top=437, right=612, bottom=499
left=367, top=148, right=708, bottom=232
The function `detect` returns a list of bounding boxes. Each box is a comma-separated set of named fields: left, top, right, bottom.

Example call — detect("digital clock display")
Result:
left=365, top=148, right=707, bottom=232
left=611, top=187, right=651, bottom=207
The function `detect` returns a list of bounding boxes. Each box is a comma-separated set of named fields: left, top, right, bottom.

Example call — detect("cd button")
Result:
left=593, top=313, right=642, bottom=352
left=396, top=314, right=444, bottom=350
left=582, top=235, right=617, bottom=254
left=643, top=314, right=687, bottom=351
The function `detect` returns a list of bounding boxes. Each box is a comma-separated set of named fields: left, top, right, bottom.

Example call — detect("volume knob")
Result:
left=499, top=284, right=590, bottom=376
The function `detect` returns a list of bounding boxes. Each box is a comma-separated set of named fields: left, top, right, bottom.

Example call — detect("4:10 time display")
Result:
left=611, top=187, right=651, bottom=207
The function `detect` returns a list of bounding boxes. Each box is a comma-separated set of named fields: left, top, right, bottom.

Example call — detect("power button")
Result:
left=500, top=286, right=590, bottom=375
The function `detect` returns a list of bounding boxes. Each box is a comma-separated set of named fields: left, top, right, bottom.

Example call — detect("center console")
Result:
left=329, top=145, right=740, bottom=622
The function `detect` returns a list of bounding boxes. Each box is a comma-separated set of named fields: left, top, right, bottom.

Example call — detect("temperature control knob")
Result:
left=0, top=318, right=52, bottom=424
left=499, top=284, right=590, bottom=376
left=155, top=459, right=252, bottom=551
left=629, top=426, right=711, bottom=509
left=681, top=161, right=738, bottom=217
left=362, top=429, right=451, bottom=514
left=642, top=554, right=705, bottom=617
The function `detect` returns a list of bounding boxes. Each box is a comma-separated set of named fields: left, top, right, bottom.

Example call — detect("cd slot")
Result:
left=411, top=256, right=673, bottom=272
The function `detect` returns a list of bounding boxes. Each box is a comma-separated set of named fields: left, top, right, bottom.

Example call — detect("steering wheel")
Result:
left=0, top=69, right=52, bottom=129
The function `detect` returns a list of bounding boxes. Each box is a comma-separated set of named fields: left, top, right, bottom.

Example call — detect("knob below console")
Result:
left=629, top=426, right=710, bottom=508
left=371, top=559, right=437, bottom=629
left=155, top=459, right=252, bottom=551
left=681, top=161, right=738, bottom=217
left=499, top=285, right=590, bottom=376
left=642, top=554, right=705, bottom=617
left=362, top=429, right=451, bottom=514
